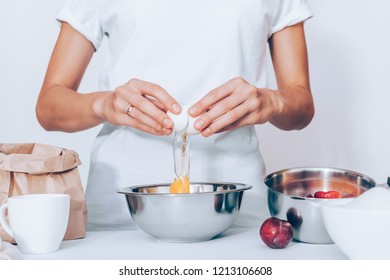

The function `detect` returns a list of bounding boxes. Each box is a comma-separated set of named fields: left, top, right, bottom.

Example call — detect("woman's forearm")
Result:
left=267, top=22, right=314, bottom=131
left=36, top=84, right=111, bottom=132
left=266, top=84, right=314, bottom=131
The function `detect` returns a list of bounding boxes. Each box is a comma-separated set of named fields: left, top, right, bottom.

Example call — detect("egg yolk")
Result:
left=170, top=176, right=190, bottom=194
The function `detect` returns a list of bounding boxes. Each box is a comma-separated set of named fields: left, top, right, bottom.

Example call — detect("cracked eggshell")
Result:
left=183, top=105, right=200, bottom=135
left=167, top=109, right=188, bottom=132
left=167, top=105, right=200, bottom=135
left=186, top=113, right=199, bottom=135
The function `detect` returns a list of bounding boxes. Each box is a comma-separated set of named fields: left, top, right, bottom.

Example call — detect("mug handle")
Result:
left=0, top=203, right=14, bottom=238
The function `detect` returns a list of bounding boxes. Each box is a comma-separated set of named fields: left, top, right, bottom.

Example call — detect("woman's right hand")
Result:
left=96, top=78, right=181, bottom=136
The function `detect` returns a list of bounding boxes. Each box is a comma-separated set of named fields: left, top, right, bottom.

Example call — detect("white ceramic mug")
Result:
left=0, top=194, right=70, bottom=254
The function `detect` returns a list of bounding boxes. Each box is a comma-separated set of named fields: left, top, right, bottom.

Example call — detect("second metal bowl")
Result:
left=264, top=167, right=376, bottom=244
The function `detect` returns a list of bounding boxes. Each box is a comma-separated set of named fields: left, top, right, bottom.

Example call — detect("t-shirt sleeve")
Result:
left=56, top=0, right=103, bottom=50
left=269, top=0, right=313, bottom=37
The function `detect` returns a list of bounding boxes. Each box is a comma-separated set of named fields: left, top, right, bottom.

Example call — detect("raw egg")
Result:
left=167, top=104, right=200, bottom=194
left=170, top=176, right=190, bottom=194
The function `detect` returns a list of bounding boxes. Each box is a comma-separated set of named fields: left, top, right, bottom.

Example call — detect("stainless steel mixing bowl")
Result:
left=264, top=167, right=376, bottom=244
left=117, top=183, right=252, bottom=242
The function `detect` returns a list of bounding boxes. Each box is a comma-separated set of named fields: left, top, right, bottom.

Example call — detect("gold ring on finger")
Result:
left=126, top=105, right=134, bottom=117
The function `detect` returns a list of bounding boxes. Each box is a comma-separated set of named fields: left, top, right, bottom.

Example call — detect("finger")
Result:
left=126, top=78, right=181, bottom=114
left=193, top=94, right=247, bottom=131
left=145, top=96, right=167, bottom=111
left=116, top=112, right=166, bottom=136
left=125, top=94, right=174, bottom=129
left=113, top=85, right=173, bottom=129
left=200, top=104, right=249, bottom=137
left=122, top=79, right=179, bottom=128
left=111, top=92, right=133, bottom=115
left=215, top=117, right=248, bottom=134
left=210, top=99, right=264, bottom=134
left=188, top=77, right=246, bottom=117
left=127, top=106, right=172, bottom=135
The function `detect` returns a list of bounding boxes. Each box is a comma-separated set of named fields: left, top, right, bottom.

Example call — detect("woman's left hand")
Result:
left=188, top=23, right=315, bottom=137
left=188, top=77, right=280, bottom=137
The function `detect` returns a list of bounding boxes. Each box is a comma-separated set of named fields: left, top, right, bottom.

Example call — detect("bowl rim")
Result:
left=116, top=182, right=253, bottom=196
left=264, top=166, right=377, bottom=183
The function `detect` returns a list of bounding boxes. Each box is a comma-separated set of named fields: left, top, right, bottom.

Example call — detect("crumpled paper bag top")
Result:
left=0, top=143, right=81, bottom=174
left=0, top=143, right=86, bottom=242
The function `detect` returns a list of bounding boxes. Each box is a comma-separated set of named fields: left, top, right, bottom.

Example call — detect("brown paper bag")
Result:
left=0, top=143, right=87, bottom=243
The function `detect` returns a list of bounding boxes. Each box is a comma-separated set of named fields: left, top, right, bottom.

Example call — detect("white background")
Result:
left=0, top=0, right=389, bottom=187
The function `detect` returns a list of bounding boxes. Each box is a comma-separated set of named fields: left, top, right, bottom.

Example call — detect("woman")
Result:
left=36, top=0, right=314, bottom=230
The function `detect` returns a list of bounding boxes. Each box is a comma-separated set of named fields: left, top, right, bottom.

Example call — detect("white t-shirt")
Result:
left=57, top=0, right=312, bottom=230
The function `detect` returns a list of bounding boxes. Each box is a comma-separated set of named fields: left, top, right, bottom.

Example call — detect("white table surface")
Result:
left=22, top=227, right=348, bottom=260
